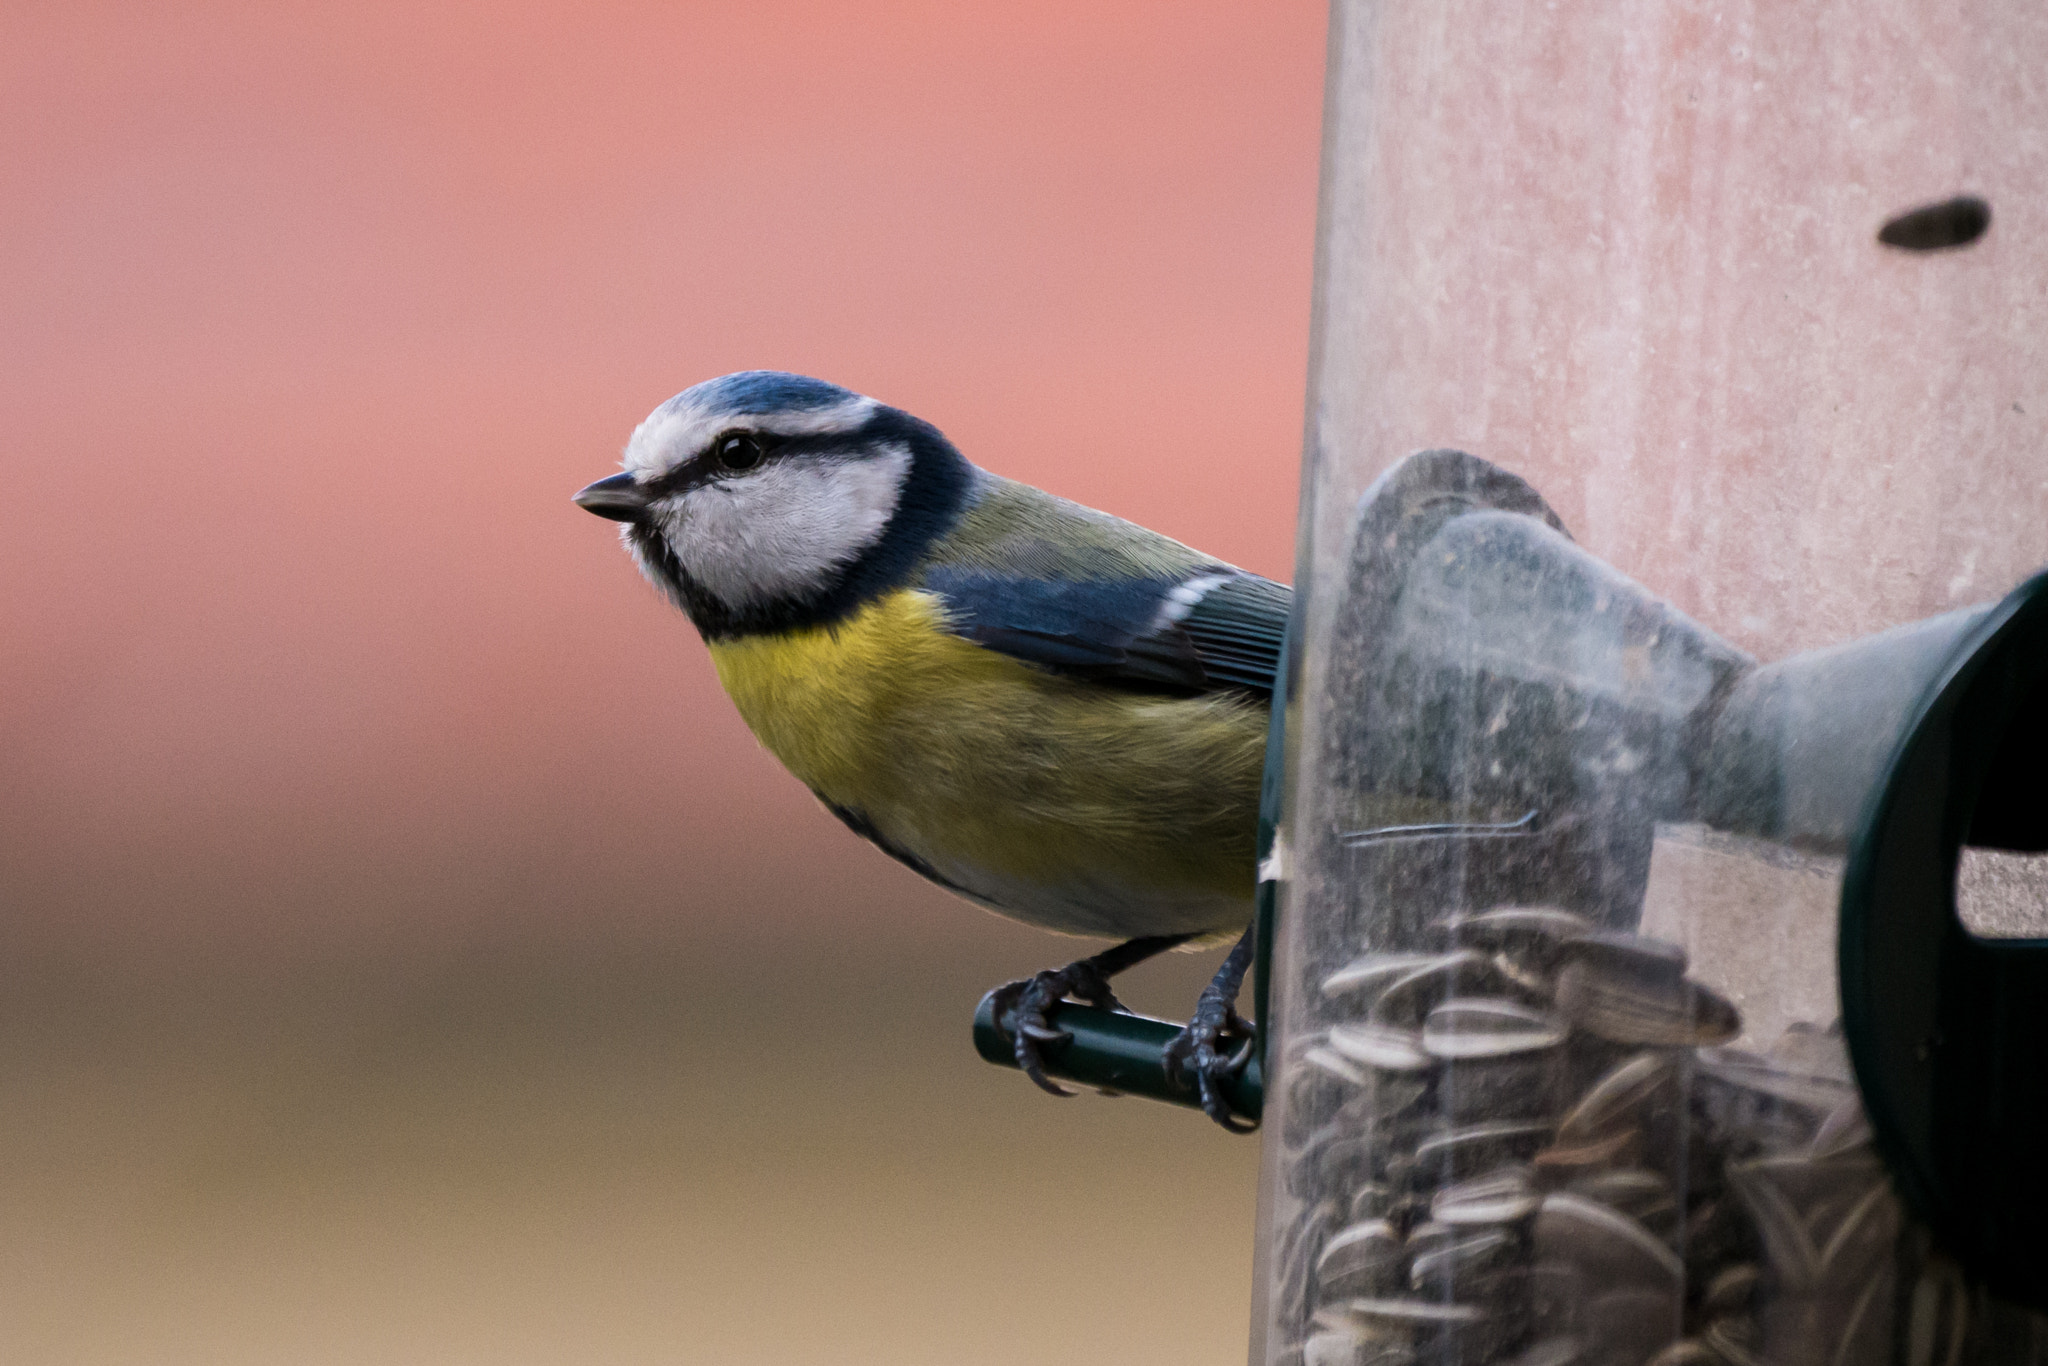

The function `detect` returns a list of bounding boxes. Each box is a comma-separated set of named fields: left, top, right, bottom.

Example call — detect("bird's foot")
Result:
left=989, top=965, right=1119, bottom=1098
left=990, top=934, right=1195, bottom=1098
left=1163, top=926, right=1259, bottom=1132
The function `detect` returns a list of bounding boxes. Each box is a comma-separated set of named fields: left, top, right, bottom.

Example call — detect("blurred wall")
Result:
left=0, top=3, right=1324, bottom=1362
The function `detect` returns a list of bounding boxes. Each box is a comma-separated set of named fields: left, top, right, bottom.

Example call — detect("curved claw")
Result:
left=993, top=969, right=1090, bottom=1098
left=1007, top=1009, right=1077, bottom=1098
left=1198, top=1066, right=1260, bottom=1133
left=1163, top=1023, right=1259, bottom=1131
left=986, top=934, right=1198, bottom=1106
left=1016, top=1043, right=1077, bottom=1097
left=1163, top=1000, right=1260, bottom=1131
left=1158, top=924, right=1261, bottom=1132
left=1224, top=1029, right=1258, bottom=1074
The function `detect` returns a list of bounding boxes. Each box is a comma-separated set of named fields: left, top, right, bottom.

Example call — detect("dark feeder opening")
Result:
left=1841, top=571, right=2048, bottom=1310
left=974, top=447, right=2048, bottom=1307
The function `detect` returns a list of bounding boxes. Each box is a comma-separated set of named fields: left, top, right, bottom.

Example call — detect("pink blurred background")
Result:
left=3, top=0, right=1317, bottom=952
left=1, top=2, right=1321, bottom=1361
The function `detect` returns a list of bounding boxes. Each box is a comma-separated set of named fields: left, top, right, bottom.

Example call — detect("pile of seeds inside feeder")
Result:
left=1275, top=907, right=1901, bottom=1366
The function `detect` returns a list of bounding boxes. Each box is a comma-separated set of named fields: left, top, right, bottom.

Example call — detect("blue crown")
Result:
left=669, top=371, right=858, bottom=419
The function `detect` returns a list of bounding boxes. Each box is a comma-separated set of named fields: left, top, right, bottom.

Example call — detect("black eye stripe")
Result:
left=640, top=417, right=888, bottom=497
left=641, top=432, right=773, bottom=496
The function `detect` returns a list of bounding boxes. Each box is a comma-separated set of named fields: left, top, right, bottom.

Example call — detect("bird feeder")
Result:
left=1249, top=2, right=2048, bottom=1363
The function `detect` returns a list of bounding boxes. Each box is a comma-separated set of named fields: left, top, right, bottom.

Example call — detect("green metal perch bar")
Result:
left=971, top=991, right=1264, bottom=1122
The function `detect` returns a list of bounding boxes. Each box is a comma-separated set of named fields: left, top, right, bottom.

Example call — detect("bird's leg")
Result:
left=1163, top=923, right=1259, bottom=1132
left=991, top=933, right=1198, bottom=1097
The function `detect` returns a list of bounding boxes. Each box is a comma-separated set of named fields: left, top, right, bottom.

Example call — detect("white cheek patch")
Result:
left=623, top=395, right=879, bottom=481
left=659, top=446, right=913, bottom=608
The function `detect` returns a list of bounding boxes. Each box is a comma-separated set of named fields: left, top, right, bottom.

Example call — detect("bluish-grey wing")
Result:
left=1164, top=572, right=1291, bottom=696
left=923, top=567, right=1289, bottom=700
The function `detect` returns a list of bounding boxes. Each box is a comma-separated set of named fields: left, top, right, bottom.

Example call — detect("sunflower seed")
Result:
left=1829, top=1268, right=1895, bottom=1366
left=1702, top=1262, right=1760, bottom=1316
left=1345, top=1182, right=1397, bottom=1224
left=1561, top=931, right=1688, bottom=983
left=1336, top=1296, right=1487, bottom=1327
left=1439, top=907, right=1595, bottom=959
left=1726, top=1160, right=1820, bottom=1291
left=1533, top=1191, right=1683, bottom=1290
left=1407, top=1227, right=1522, bottom=1298
left=1330, top=1022, right=1433, bottom=1072
left=1324, top=952, right=1464, bottom=1001
left=1432, top=1166, right=1541, bottom=1225
left=1739, top=1151, right=1884, bottom=1212
left=1415, top=1121, right=1554, bottom=1181
left=1316, top=1219, right=1408, bottom=1301
left=1707, top=1313, right=1763, bottom=1366
left=1555, top=961, right=1739, bottom=1047
left=1532, top=1127, right=1644, bottom=1178
left=1809, top=1098, right=1874, bottom=1160
left=1371, top=953, right=1507, bottom=1026
left=1816, top=1180, right=1900, bottom=1283
left=1566, top=1168, right=1678, bottom=1234
left=1696, top=1048, right=1854, bottom=1118
left=1557, top=1051, right=1679, bottom=1142
left=1302, top=1045, right=1370, bottom=1088
left=1402, top=1219, right=1454, bottom=1262
left=1423, top=998, right=1568, bottom=1059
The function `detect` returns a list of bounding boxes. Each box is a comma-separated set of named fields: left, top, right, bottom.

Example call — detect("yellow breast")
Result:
left=704, top=589, right=1267, bottom=937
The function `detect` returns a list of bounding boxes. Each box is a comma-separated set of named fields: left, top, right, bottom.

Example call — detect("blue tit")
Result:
left=574, top=371, right=1288, bottom=1128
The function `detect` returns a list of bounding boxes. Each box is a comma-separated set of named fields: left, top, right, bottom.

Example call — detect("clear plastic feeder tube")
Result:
left=1254, top=3, right=2048, bottom=1364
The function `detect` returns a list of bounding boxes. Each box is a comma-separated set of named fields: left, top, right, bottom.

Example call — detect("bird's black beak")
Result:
left=573, top=472, right=651, bottom=523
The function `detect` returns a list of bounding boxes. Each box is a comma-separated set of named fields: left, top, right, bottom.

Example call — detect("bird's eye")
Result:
left=713, top=433, right=766, bottom=472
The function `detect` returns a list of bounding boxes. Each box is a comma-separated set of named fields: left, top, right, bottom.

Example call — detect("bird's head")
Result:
left=574, top=371, right=974, bottom=638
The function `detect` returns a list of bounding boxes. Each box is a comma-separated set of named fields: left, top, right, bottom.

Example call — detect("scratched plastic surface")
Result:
left=1252, top=3, right=2048, bottom=1364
